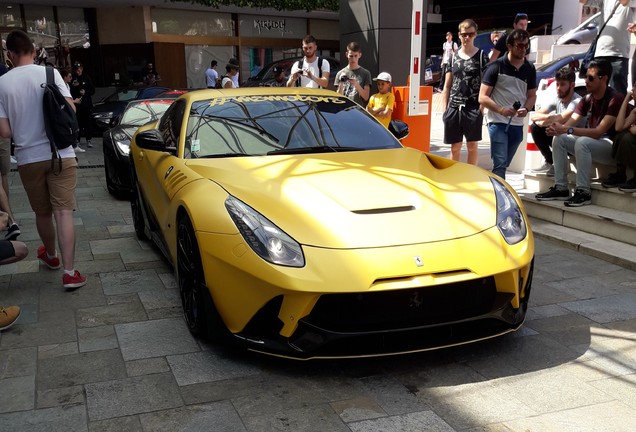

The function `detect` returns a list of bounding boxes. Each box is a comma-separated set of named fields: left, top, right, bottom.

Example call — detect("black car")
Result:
left=102, top=98, right=175, bottom=197
left=242, top=56, right=340, bottom=90
left=92, top=86, right=169, bottom=132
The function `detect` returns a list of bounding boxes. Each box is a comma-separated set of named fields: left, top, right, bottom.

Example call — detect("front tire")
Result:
left=177, top=215, right=224, bottom=339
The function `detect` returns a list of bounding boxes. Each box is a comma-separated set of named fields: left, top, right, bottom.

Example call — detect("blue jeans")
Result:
left=595, top=56, right=628, bottom=95
left=488, top=122, right=524, bottom=179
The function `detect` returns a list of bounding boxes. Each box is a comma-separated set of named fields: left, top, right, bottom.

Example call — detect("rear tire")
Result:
left=129, top=162, right=147, bottom=240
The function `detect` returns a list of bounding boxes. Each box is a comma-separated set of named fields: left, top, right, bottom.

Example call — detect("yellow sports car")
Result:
left=130, top=88, right=534, bottom=360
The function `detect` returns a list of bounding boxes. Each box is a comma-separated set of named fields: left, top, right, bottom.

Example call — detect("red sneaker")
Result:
left=63, top=270, right=87, bottom=289
left=37, top=245, right=61, bottom=270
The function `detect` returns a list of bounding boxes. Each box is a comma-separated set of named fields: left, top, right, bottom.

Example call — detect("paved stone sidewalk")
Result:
left=1, top=139, right=636, bottom=431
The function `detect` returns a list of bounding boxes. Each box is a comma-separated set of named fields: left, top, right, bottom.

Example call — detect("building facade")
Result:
left=1, top=2, right=339, bottom=89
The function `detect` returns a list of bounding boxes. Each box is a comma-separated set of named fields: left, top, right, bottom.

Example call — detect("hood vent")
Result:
left=352, top=205, right=416, bottom=215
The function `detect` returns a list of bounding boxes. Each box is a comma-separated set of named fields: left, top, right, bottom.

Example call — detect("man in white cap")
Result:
left=366, top=72, right=394, bottom=128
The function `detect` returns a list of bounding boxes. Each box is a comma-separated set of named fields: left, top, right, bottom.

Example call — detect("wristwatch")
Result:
left=567, top=127, right=574, bottom=135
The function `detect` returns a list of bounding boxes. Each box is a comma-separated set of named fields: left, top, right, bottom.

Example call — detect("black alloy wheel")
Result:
left=129, top=162, right=148, bottom=240
left=177, top=215, right=224, bottom=339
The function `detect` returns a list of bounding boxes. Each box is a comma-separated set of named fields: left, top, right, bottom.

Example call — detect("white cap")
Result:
left=373, top=72, right=392, bottom=83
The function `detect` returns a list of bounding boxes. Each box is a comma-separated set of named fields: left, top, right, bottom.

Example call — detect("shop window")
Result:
left=23, top=5, right=55, bottom=67
left=0, top=3, right=23, bottom=28
left=185, top=45, right=235, bottom=89
left=151, top=9, right=233, bottom=37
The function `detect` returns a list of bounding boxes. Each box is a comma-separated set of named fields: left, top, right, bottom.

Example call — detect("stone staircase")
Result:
left=515, top=167, right=636, bottom=271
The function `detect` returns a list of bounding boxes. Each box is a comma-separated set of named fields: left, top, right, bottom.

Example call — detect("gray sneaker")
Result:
left=532, top=162, right=552, bottom=173
left=546, top=164, right=555, bottom=177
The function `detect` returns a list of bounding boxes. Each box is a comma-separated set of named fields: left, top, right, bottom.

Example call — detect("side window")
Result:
left=159, top=99, right=186, bottom=149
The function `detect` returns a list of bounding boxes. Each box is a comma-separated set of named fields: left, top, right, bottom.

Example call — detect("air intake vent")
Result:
left=352, top=205, right=415, bottom=215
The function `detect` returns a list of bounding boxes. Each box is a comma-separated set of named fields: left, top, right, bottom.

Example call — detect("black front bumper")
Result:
left=234, top=259, right=534, bottom=360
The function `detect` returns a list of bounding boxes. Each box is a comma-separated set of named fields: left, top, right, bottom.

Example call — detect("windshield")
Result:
left=103, top=89, right=141, bottom=103
left=120, top=100, right=173, bottom=127
left=183, top=95, right=401, bottom=158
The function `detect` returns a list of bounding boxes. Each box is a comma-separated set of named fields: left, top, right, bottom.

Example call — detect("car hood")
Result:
left=186, top=148, right=499, bottom=248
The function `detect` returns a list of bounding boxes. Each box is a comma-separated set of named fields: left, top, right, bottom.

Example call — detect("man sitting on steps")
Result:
left=530, top=66, right=583, bottom=177
left=535, top=60, right=625, bottom=207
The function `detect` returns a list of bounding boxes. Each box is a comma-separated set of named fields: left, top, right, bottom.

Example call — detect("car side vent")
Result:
left=165, top=170, right=187, bottom=194
left=352, top=206, right=416, bottom=215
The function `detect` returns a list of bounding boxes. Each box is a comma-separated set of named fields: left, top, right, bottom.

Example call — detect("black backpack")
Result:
left=42, top=66, right=79, bottom=154
left=295, top=57, right=324, bottom=88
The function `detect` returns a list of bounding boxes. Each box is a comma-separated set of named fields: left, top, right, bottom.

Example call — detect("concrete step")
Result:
left=522, top=171, right=636, bottom=215
left=529, top=217, right=636, bottom=272
left=519, top=192, right=636, bottom=247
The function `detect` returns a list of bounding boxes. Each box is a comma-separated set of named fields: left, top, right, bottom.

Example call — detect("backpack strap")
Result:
left=44, top=66, right=63, bottom=173
left=45, top=65, right=54, bottom=85
left=317, top=56, right=323, bottom=88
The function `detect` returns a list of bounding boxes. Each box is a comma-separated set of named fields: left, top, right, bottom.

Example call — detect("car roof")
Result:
left=175, top=87, right=345, bottom=103
left=155, top=89, right=189, bottom=99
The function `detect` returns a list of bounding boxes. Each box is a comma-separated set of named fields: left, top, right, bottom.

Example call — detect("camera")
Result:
left=340, top=75, right=349, bottom=82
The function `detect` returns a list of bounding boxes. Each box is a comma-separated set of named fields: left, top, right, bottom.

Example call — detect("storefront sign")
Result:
left=240, top=15, right=305, bottom=39
left=253, top=19, right=289, bottom=36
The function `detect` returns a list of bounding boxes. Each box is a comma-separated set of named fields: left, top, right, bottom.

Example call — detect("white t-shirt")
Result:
left=290, top=57, right=330, bottom=88
left=0, top=64, right=75, bottom=165
left=205, top=67, right=219, bottom=87
left=595, top=0, right=635, bottom=58
left=222, top=76, right=237, bottom=88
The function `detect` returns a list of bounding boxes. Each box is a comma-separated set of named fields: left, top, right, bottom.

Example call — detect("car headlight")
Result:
left=225, top=196, right=305, bottom=267
left=115, top=140, right=130, bottom=155
left=93, top=111, right=113, bottom=119
left=490, top=177, right=527, bottom=245
left=112, top=132, right=131, bottom=155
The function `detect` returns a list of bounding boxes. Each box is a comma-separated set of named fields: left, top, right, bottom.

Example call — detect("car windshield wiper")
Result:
left=267, top=146, right=363, bottom=155
left=200, top=114, right=280, bottom=144
left=197, top=152, right=252, bottom=159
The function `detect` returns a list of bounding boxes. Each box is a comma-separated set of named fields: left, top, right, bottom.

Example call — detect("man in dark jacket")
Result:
left=70, top=62, right=95, bottom=148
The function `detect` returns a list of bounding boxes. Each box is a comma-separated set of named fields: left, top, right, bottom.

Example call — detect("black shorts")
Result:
left=0, top=240, right=15, bottom=261
left=443, top=105, right=483, bottom=144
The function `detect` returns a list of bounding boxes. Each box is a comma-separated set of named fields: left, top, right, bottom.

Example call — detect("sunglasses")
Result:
left=516, top=13, right=528, bottom=19
left=459, top=32, right=476, bottom=38
left=585, top=74, right=603, bottom=82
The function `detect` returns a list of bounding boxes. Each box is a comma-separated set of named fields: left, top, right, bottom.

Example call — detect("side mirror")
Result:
left=389, top=119, right=409, bottom=140
left=134, top=129, right=176, bottom=154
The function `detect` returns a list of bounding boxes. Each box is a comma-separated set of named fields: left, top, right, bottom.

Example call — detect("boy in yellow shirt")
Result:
left=366, top=72, right=394, bottom=128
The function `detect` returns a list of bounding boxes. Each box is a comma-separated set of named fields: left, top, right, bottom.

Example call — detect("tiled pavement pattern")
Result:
left=1, top=139, right=636, bottom=432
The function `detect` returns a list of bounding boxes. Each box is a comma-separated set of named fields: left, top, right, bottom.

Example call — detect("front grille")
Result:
left=305, top=277, right=498, bottom=333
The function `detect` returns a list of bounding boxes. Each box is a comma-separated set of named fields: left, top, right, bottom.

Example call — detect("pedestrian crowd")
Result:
left=436, top=3, right=636, bottom=209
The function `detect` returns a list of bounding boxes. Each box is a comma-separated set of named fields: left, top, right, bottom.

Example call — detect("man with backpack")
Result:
left=0, top=29, right=87, bottom=290
left=287, top=35, right=330, bottom=89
